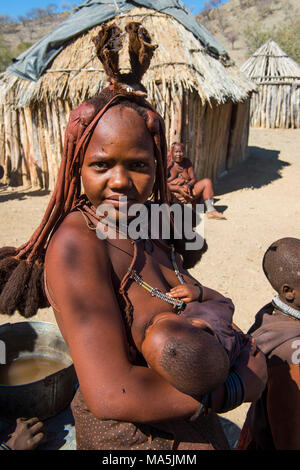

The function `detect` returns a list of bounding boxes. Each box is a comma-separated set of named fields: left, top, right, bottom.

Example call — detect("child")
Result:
left=130, top=278, right=250, bottom=409
left=167, top=142, right=225, bottom=219
left=237, top=237, right=300, bottom=450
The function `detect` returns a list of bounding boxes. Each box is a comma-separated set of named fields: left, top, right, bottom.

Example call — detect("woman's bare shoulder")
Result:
left=45, top=211, right=108, bottom=271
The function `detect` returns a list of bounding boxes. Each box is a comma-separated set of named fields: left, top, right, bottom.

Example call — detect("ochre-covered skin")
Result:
left=167, top=142, right=225, bottom=219
left=0, top=20, right=267, bottom=447
left=44, top=106, right=267, bottom=434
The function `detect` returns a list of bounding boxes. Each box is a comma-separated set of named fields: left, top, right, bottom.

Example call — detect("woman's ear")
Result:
left=281, top=284, right=295, bottom=302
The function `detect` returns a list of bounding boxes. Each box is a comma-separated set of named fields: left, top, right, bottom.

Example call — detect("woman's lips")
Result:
left=102, top=197, right=137, bottom=207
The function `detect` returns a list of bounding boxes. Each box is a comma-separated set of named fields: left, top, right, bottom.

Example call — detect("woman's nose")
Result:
left=107, top=166, right=132, bottom=190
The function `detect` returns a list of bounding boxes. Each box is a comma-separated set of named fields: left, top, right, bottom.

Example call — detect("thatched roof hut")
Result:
left=0, top=0, right=256, bottom=189
left=241, top=40, right=300, bottom=128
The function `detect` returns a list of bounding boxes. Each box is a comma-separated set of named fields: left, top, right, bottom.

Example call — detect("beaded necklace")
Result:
left=83, top=203, right=187, bottom=314
left=272, top=295, right=300, bottom=321
left=128, top=244, right=187, bottom=314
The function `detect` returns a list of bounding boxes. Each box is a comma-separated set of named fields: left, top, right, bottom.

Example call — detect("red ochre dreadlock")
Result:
left=0, top=22, right=169, bottom=318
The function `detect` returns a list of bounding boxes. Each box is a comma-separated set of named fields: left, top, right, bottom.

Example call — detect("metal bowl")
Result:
left=0, top=321, right=77, bottom=420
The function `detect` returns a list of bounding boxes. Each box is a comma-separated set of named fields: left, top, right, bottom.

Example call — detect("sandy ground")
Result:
left=0, top=127, right=300, bottom=448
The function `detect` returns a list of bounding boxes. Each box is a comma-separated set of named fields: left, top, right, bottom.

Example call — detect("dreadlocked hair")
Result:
left=0, top=22, right=169, bottom=319
left=93, top=21, right=157, bottom=95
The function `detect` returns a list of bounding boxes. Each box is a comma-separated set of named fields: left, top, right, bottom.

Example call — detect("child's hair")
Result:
left=159, top=327, right=230, bottom=400
left=262, top=237, right=300, bottom=292
left=0, top=22, right=169, bottom=319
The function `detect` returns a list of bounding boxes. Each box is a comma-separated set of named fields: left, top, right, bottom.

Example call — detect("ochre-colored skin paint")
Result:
left=0, top=355, right=67, bottom=385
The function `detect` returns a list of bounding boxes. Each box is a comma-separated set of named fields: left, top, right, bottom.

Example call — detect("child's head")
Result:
left=141, top=312, right=230, bottom=400
left=263, top=237, right=300, bottom=309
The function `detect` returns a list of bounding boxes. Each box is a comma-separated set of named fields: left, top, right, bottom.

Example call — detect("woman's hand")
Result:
left=177, top=186, right=193, bottom=203
left=171, top=178, right=185, bottom=186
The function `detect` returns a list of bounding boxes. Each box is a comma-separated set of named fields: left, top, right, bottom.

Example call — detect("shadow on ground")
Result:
left=219, top=416, right=241, bottom=449
left=214, top=146, right=290, bottom=196
left=40, top=405, right=76, bottom=450
left=0, top=187, right=50, bottom=203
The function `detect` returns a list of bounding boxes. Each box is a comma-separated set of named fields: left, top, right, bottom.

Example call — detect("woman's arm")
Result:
left=210, top=340, right=267, bottom=413
left=187, top=161, right=196, bottom=187
left=267, top=362, right=300, bottom=449
left=45, top=215, right=201, bottom=424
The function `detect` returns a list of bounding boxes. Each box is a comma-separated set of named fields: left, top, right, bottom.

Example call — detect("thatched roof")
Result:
left=241, top=39, right=300, bottom=85
left=6, top=0, right=229, bottom=81
left=0, top=4, right=255, bottom=110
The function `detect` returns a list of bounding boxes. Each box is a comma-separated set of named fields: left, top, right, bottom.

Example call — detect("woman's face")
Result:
left=81, top=105, right=156, bottom=214
left=173, top=144, right=184, bottom=163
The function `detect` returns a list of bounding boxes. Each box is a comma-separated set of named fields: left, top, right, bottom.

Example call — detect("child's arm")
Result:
left=167, top=284, right=201, bottom=303
left=167, top=283, right=231, bottom=304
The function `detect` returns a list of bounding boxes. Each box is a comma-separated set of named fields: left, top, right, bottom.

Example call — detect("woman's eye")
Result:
left=92, top=162, right=108, bottom=170
left=131, top=161, right=147, bottom=169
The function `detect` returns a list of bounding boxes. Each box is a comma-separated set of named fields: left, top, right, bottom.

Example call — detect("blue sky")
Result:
left=0, top=0, right=228, bottom=19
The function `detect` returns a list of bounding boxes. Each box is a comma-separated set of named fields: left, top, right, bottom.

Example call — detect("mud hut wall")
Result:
left=2, top=104, right=11, bottom=183
left=0, top=88, right=249, bottom=189
left=1, top=104, right=29, bottom=187
left=226, top=99, right=250, bottom=170
left=0, top=105, right=5, bottom=171
left=165, top=90, right=240, bottom=183
left=205, top=101, right=232, bottom=181
left=19, top=109, right=33, bottom=187
left=250, top=83, right=300, bottom=128
left=181, top=97, right=233, bottom=182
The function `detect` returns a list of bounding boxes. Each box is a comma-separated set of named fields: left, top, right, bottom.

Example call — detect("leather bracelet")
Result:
left=194, top=283, right=203, bottom=302
left=0, top=442, right=12, bottom=450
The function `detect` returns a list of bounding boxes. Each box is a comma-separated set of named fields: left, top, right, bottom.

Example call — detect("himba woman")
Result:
left=0, top=23, right=267, bottom=450
left=167, top=142, right=225, bottom=219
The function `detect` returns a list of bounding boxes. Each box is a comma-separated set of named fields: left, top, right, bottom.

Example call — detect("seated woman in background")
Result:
left=167, top=142, right=226, bottom=219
